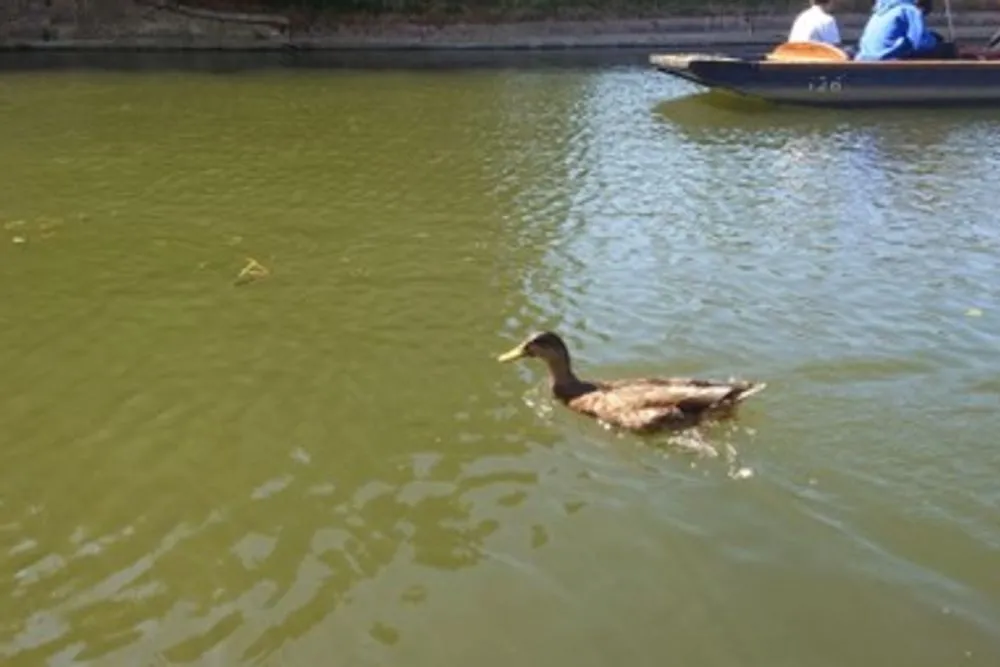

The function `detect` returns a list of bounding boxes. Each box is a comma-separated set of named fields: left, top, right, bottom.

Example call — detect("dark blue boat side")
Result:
left=651, top=53, right=1000, bottom=108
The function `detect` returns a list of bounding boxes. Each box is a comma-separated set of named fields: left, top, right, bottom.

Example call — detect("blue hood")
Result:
left=872, top=0, right=914, bottom=14
left=855, top=0, right=937, bottom=61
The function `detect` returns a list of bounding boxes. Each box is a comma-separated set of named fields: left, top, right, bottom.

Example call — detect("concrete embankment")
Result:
left=1, top=1, right=997, bottom=51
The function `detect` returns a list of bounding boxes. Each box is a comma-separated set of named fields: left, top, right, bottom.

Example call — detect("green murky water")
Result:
left=1, top=57, right=999, bottom=666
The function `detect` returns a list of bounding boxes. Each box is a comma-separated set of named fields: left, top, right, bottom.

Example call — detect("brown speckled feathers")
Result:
left=498, top=332, right=765, bottom=433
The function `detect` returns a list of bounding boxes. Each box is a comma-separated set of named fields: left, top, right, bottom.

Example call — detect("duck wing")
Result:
left=598, top=378, right=752, bottom=408
left=571, top=378, right=764, bottom=432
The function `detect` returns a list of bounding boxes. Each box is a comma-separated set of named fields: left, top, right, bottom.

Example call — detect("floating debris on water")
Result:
left=234, top=257, right=269, bottom=286
left=4, top=217, right=66, bottom=244
left=966, top=308, right=983, bottom=317
left=728, top=467, right=754, bottom=480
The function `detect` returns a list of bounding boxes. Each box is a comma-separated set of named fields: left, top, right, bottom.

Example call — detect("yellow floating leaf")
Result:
left=235, top=257, right=269, bottom=285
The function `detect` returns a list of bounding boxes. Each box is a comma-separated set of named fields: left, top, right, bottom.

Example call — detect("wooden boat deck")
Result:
left=649, top=53, right=740, bottom=71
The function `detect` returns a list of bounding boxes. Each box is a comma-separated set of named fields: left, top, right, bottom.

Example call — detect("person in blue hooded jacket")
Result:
left=855, top=0, right=955, bottom=61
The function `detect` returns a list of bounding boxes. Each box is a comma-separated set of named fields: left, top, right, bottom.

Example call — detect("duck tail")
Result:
left=725, top=381, right=767, bottom=404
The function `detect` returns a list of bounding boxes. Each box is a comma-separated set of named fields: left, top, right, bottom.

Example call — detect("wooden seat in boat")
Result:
left=765, top=41, right=850, bottom=63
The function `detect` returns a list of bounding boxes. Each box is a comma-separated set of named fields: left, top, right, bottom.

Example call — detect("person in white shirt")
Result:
left=788, top=0, right=842, bottom=45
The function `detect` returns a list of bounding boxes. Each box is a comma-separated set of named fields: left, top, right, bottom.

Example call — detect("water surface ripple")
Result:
left=0, top=63, right=998, bottom=666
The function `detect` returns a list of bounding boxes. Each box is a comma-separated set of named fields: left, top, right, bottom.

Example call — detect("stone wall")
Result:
left=0, top=0, right=997, bottom=49
left=0, top=0, right=288, bottom=45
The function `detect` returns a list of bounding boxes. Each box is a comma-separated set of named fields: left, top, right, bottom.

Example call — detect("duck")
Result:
left=497, top=331, right=765, bottom=433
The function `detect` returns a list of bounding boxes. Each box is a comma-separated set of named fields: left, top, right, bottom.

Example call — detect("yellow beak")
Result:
left=497, top=345, right=526, bottom=363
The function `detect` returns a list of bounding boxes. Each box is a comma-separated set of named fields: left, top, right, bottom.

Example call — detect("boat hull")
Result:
left=651, top=54, right=1000, bottom=108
